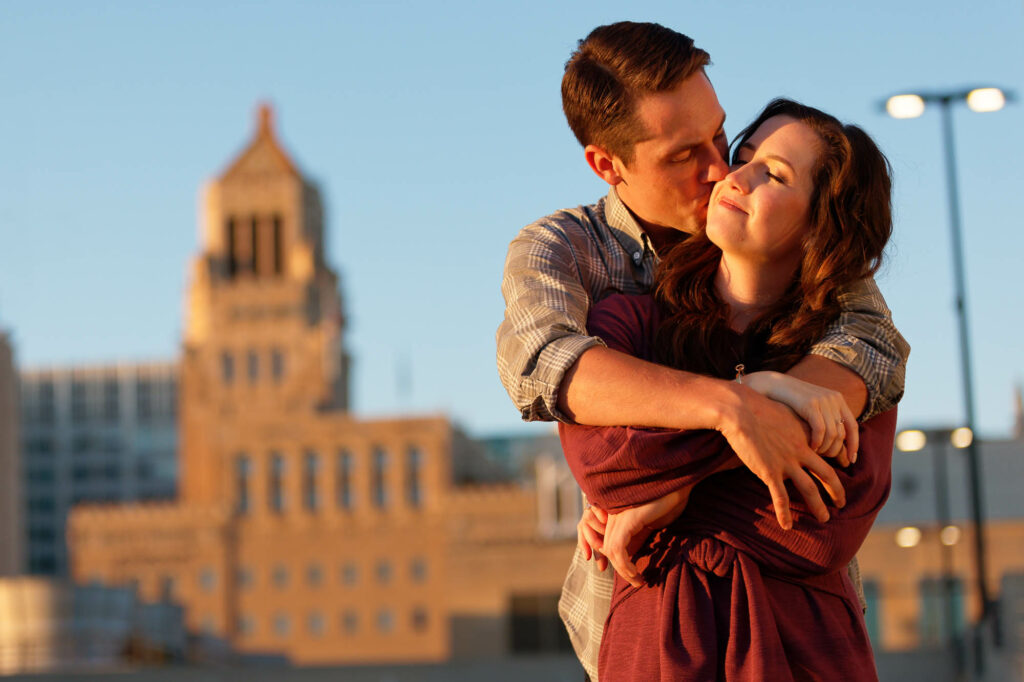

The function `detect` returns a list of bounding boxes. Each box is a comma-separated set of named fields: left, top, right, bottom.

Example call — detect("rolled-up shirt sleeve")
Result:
left=496, top=221, right=606, bottom=423
left=809, top=276, right=910, bottom=420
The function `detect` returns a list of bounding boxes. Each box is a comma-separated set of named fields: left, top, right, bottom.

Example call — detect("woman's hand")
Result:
left=602, top=487, right=692, bottom=588
left=743, top=370, right=858, bottom=466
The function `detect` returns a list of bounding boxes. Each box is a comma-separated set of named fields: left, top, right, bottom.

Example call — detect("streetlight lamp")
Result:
left=883, top=85, right=1015, bottom=676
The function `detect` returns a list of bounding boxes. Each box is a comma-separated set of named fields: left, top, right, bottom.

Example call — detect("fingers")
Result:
left=766, top=479, right=793, bottom=530
left=591, top=506, right=608, bottom=523
left=595, top=552, right=608, bottom=572
left=604, top=516, right=643, bottom=588
left=808, top=410, right=826, bottom=451
left=802, top=455, right=846, bottom=510
left=581, top=521, right=605, bottom=555
left=835, top=445, right=851, bottom=469
left=788, top=468, right=831, bottom=523
left=843, top=408, right=860, bottom=464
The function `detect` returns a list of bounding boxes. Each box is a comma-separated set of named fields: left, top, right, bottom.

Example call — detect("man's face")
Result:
left=613, top=72, right=729, bottom=236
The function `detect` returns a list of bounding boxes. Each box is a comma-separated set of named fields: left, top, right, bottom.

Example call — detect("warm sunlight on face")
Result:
left=613, top=72, right=729, bottom=238
left=705, top=115, right=820, bottom=268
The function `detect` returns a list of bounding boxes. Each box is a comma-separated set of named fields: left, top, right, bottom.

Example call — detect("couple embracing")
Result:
left=496, top=21, right=909, bottom=682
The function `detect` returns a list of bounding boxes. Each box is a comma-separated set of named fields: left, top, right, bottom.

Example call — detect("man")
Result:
left=496, top=21, right=908, bottom=680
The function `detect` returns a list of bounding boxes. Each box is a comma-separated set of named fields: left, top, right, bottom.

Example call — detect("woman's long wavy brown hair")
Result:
left=652, top=99, right=893, bottom=378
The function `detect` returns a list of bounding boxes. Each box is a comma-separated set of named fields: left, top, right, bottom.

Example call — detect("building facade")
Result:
left=19, top=361, right=178, bottom=576
left=853, top=427, right=1024, bottom=678
left=0, top=332, right=22, bottom=576
left=67, top=106, right=576, bottom=666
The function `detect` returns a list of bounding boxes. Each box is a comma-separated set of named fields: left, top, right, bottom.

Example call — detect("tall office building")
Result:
left=19, top=362, right=177, bottom=576
left=0, top=331, right=22, bottom=576
left=67, top=106, right=575, bottom=665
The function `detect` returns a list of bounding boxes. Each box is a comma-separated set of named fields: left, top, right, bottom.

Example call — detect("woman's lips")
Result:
left=718, top=195, right=748, bottom=214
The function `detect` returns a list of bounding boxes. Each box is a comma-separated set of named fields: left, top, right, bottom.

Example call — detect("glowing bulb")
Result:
left=966, top=88, right=1006, bottom=113
left=896, top=430, right=927, bottom=452
left=950, top=427, right=973, bottom=449
left=886, top=94, right=926, bottom=119
left=940, top=525, right=961, bottom=546
left=896, top=526, right=922, bottom=548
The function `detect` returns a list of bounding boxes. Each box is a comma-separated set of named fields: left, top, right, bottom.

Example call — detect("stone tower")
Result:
left=180, top=104, right=350, bottom=505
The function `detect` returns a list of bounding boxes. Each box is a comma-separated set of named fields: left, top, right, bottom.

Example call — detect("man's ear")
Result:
left=584, top=144, right=625, bottom=186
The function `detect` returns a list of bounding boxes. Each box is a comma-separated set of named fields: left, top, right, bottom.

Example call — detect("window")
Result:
left=221, top=352, right=235, bottom=384
left=272, top=564, right=289, bottom=589
left=269, top=453, right=285, bottom=512
left=273, top=612, right=290, bottom=638
left=307, top=563, right=323, bottom=588
left=248, top=215, right=259, bottom=274
left=376, top=608, right=395, bottom=634
left=406, top=446, right=423, bottom=507
left=862, top=580, right=881, bottom=646
left=410, top=557, right=428, bottom=583
left=341, top=610, right=359, bottom=635
left=372, top=447, right=388, bottom=509
left=411, top=606, right=429, bottom=632
left=36, top=380, right=55, bottom=424
left=199, top=568, right=217, bottom=592
left=303, top=451, right=320, bottom=512
left=340, top=562, right=358, bottom=587
left=226, top=217, right=238, bottom=278
left=271, top=348, right=285, bottom=382
left=236, top=566, right=253, bottom=590
left=160, top=576, right=176, bottom=601
left=510, top=594, right=573, bottom=654
left=236, top=455, right=251, bottom=515
left=308, top=611, right=325, bottom=637
left=247, top=350, right=259, bottom=383
left=137, top=378, right=153, bottom=422
left=337, top=449, right=354, bottom=510
left=71, top=380, right=87, bottom=423
left=920, top=577, right=965, bottom=647
left=375, top=560, right=392, bottom=585
left=272, top=214, right=284, bottom=275
left=237, top=614, right=255, bottom=636
left=102, top=378, right=119, bottom=423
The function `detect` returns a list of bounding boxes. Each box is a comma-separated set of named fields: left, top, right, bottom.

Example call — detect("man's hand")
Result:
left=718, top=386, right=846, bottom=530
left=602, top=488, right=691, bottom=588
left=577, top=506, right=609, bottom=571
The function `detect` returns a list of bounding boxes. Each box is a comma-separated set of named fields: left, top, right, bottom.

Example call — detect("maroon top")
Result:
left=559, top=293, right=895, bottom=682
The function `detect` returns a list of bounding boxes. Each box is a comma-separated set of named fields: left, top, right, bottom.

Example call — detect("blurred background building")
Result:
left=19, top=362, right=178, bottom=577
left=8, top=106, right=577, bottom=672
left=0, top=330, right=22, bottom=577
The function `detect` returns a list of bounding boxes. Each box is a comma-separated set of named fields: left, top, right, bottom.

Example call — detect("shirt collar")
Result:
left=604, top=187, right=655, bottom=266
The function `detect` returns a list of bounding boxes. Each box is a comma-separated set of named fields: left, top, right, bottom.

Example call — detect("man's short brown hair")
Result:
left=561, top=22, right=710, bottom=164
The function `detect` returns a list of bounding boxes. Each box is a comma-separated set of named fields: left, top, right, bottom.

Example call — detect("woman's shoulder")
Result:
left=588, top=293, right=660, bottom=360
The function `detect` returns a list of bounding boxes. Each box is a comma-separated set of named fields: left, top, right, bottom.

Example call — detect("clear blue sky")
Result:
left=2, top=1, right=1022, bottom=439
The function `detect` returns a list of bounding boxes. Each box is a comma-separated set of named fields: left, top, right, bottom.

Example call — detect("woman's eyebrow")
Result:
left=738, top=143, right=794, bottom=172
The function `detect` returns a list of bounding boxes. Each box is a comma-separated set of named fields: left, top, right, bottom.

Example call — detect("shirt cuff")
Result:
left=519, top=334, right=607, bottom=423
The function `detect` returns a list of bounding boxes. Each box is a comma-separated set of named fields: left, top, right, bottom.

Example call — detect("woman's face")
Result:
left=706, top=115, right=821, bottom=266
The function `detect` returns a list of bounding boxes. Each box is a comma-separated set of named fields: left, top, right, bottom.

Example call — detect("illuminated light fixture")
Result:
left=950, top=426, right=974, bottom=449
left=896, top=430, right=927, bottom=452
left=966, top=87, right=1006, bottom=113
left=941, top=525, right=962, bottom=546
left=886, top=94, right=926, bottom=119
left=895, top=526, right=922, bottom=548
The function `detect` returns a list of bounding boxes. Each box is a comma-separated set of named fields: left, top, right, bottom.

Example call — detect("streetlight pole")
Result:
left=883, top=85, right=1015, bottom=677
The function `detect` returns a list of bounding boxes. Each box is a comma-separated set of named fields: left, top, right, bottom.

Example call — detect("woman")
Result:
left=560, top=99, right=898, bottom=681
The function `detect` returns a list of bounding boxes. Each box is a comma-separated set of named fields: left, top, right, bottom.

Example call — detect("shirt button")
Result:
left=632, top=251, right=642, bottom=263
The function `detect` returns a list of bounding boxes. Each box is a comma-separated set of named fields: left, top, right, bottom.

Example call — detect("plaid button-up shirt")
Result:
left=496, top=188, right=909, bottom=680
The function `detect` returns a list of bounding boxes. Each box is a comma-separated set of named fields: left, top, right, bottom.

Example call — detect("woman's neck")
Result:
left=714, top=253, right=798, bottom=332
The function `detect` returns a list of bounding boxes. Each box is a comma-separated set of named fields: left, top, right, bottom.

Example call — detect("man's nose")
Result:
left=704, top=144, right=729, bottom=183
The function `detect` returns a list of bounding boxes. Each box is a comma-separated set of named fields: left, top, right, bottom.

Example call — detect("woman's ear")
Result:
left=585, top=144, right=625, bottom=186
